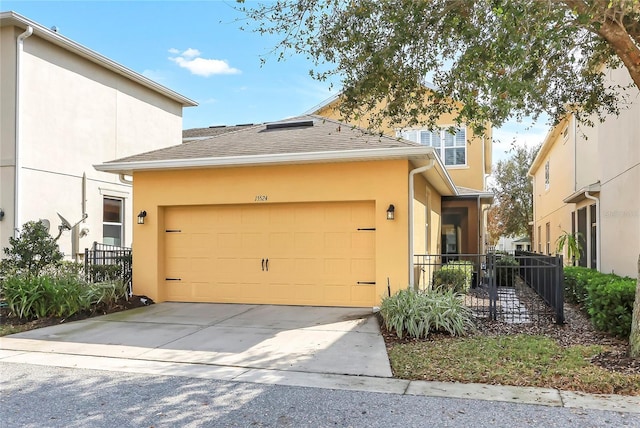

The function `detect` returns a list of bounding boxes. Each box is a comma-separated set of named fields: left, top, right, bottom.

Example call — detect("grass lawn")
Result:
left=388, top=334, right=640, bottom=395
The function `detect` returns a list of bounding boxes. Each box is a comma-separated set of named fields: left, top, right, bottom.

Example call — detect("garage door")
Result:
left=163, top=201, right=376, bottom=307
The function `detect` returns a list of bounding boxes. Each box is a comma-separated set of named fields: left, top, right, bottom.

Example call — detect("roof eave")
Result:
left=562, top=182, right=601, bottom=204
left=95, top=146, right=440, bottom=176
left=0, top=11, right=197, bottom=107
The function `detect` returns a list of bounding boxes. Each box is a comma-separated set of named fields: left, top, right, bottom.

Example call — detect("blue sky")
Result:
left=4, top=0, right=548, bottom=164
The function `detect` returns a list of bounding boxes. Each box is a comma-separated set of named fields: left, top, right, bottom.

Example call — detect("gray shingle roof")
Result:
left=182, top=123, right=259, bottom=139
left=107, top=115, right=420, bottom=164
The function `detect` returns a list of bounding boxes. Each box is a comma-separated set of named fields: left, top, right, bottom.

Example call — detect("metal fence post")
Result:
left=556, top=254, right=565, bottom=324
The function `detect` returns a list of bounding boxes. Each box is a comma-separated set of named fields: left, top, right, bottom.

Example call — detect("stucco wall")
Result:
left=0, top=27, right=185, bottom=256
left=531, top=116, right=577, bottom=257
left=531, top=67, right=639, bottom=277
left=314, top=101, right=489, bottom=191
left=0, top=26, right=18, bottom=252
left=131, top=160, right=441, bottom=305
left=597, top=67, right=640, bottom=277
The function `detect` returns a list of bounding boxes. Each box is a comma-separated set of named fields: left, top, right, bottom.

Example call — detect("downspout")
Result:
left=408, top=159, right=435, bottom=287
left=573, top=114, right=577, bottom=191
left=14, top=25, right=33, bottom=237
left=118, top=174, right=133, bottom=185
left=584, top=191, right=600, bottom=271
left=477, top=195, right=481, bottom=255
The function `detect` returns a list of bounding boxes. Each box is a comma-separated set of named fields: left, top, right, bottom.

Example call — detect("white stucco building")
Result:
left=529, top=66, right=639, bottom=278
left=0, top=12, right=196, bottom=258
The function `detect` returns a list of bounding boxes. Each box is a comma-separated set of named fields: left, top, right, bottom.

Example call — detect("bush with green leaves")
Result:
left=433, top=260, right=474, bottom=293
left=563, top=266, right=635, bottom=338
left=563, top=266, right=606, bottom=305
left=380, top=288, right=475, bottom=339
left=586, top=275, right=635, bottom=338
left=2, top=273, right=127, bottom=320
left=2, top=221, right=63, bottom=277
left=495, top=255, right=519, bottom=287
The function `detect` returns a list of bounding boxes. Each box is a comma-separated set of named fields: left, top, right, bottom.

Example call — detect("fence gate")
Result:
left=85, top=242, right=133, bottom=295
left=414, top=252, right=564, bottom=324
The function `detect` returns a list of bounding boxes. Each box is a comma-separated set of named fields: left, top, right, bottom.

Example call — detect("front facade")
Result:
left=97, top=117, right=457, bottom=307
left=529, top=67, right=639, bottom=277
left=0, top=12, right=195, bottom=257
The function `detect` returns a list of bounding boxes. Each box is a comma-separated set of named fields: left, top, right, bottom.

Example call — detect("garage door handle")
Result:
left=166, top=278, right=181, bottom=281
left=265, top=258, right=269, bottom=271
left=357, top=281, right=376, bottom=285
left=261, top=258, right=265, bottom=271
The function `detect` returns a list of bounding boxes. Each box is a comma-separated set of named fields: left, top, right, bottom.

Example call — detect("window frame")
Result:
left=544, top=160, right=550, bottom=190
left=398, top=126, right=467, bottom=167
left=545, top=222, right=551, bottom=255
left=103, top=196, right=124, bottom=247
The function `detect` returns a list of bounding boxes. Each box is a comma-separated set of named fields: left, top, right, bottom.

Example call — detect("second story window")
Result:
left=398, top=127, right=467, bottom=166
left=544, top=160, right=550, bottom=190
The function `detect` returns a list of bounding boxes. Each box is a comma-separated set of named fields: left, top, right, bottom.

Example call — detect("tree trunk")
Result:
left=630, top=254, right=640, bottom=358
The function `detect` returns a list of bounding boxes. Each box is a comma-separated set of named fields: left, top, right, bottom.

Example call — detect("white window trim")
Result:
left=103, top=196, right=124, bottom=247
left=544, top=160, right=550, bottom=191
left=397, top=126, right=468, bottom=167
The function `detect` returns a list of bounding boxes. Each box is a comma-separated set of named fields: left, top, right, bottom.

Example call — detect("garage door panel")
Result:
left=352, top=258, right=375, bottom=276
left=352, top=232, right=375, bottom=255
left=324, top=284, right=351, bottom=305
left=295, top=232, right=321, bottom=255
left=268, top=232, right=294, bottom=255
left=350, top=285, right=376, bottom=307
left=217, top=233, right=240, bottom=251
left=164, top=201, right=375, bottom=307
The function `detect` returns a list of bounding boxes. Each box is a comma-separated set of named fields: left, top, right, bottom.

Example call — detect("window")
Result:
left=399, top=127, right=466, bottom=166
left=544, top=160, right=550, bottom=190
left=537, top=225, right=542, bottom=253
left=545, top=222, right=551, bottom=255
left=103, top=197, right=123, bottom=246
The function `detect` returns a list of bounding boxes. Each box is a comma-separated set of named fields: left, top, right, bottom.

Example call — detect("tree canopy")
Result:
left=239, top=0, right=640, bottom=133
left=488, top=144, right=539, bottom=243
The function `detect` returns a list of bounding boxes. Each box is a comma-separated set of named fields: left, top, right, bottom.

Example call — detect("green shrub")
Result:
left=380, top=288, right=475, bottom=339
left=495, top=255, right=519, bottom=287
left=586, top=275, right=635, bottom=338
left=88, top=264, right=123, bottom=282
left=1, top=273, right=126, bottom=320
left=433, top=260, right=474, bottom=293
left=2, top=221, right=63, bottom=277
left=2, top=274, right=89, bottom=319
left=563, top=266, right=604, bottom=305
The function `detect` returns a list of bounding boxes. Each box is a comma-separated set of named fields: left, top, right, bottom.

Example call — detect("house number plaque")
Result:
left=255, top=195, right=268, bottom=202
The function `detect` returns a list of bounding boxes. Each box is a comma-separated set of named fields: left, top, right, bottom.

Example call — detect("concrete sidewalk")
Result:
left=1, top=303, right=639, bottom=414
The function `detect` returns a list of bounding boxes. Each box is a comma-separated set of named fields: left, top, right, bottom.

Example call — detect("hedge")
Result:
left=564, top=266, right=636, bottom=338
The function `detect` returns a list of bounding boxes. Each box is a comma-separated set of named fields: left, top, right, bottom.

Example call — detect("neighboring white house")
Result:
left=529, top=66, right=639, bottom=278
left=0, top=11, right=196, bottom=258
left=495, top=235, right=531, bottom=254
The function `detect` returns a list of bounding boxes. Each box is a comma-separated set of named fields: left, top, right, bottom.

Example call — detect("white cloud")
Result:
left=168, top=48, right=240, bottom=77
left=181, top=48, right=201, bottom=58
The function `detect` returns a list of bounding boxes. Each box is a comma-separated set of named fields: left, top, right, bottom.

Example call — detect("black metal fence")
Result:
left=84, top=242, right=132, bottom=295
left=414, top=251, right=564, bottom=324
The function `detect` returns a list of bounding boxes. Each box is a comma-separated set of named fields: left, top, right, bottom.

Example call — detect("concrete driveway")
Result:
left=0, top=303, right=392, bottom=377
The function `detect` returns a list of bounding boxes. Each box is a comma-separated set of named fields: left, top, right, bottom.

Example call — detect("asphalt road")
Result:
left=1, top=362, right=639, bottom=428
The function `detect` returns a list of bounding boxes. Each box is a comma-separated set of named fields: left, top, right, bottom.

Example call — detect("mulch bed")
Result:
left=0, top=295, right=151, bottom=332
left=379, top=301, right=640, bottom=375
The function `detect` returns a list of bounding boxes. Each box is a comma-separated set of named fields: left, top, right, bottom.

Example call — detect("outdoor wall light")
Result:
left=0, top=208, right=4, bottom=221
left=386, top=204, right=395, bottom=220
left=137, top=210, right=147, bottom=224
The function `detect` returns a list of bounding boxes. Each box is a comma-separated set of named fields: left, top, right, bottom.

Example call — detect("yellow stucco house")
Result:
left=97, top=107, right=494, bottom=307
left=529, top=67, right=639, bottom=278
